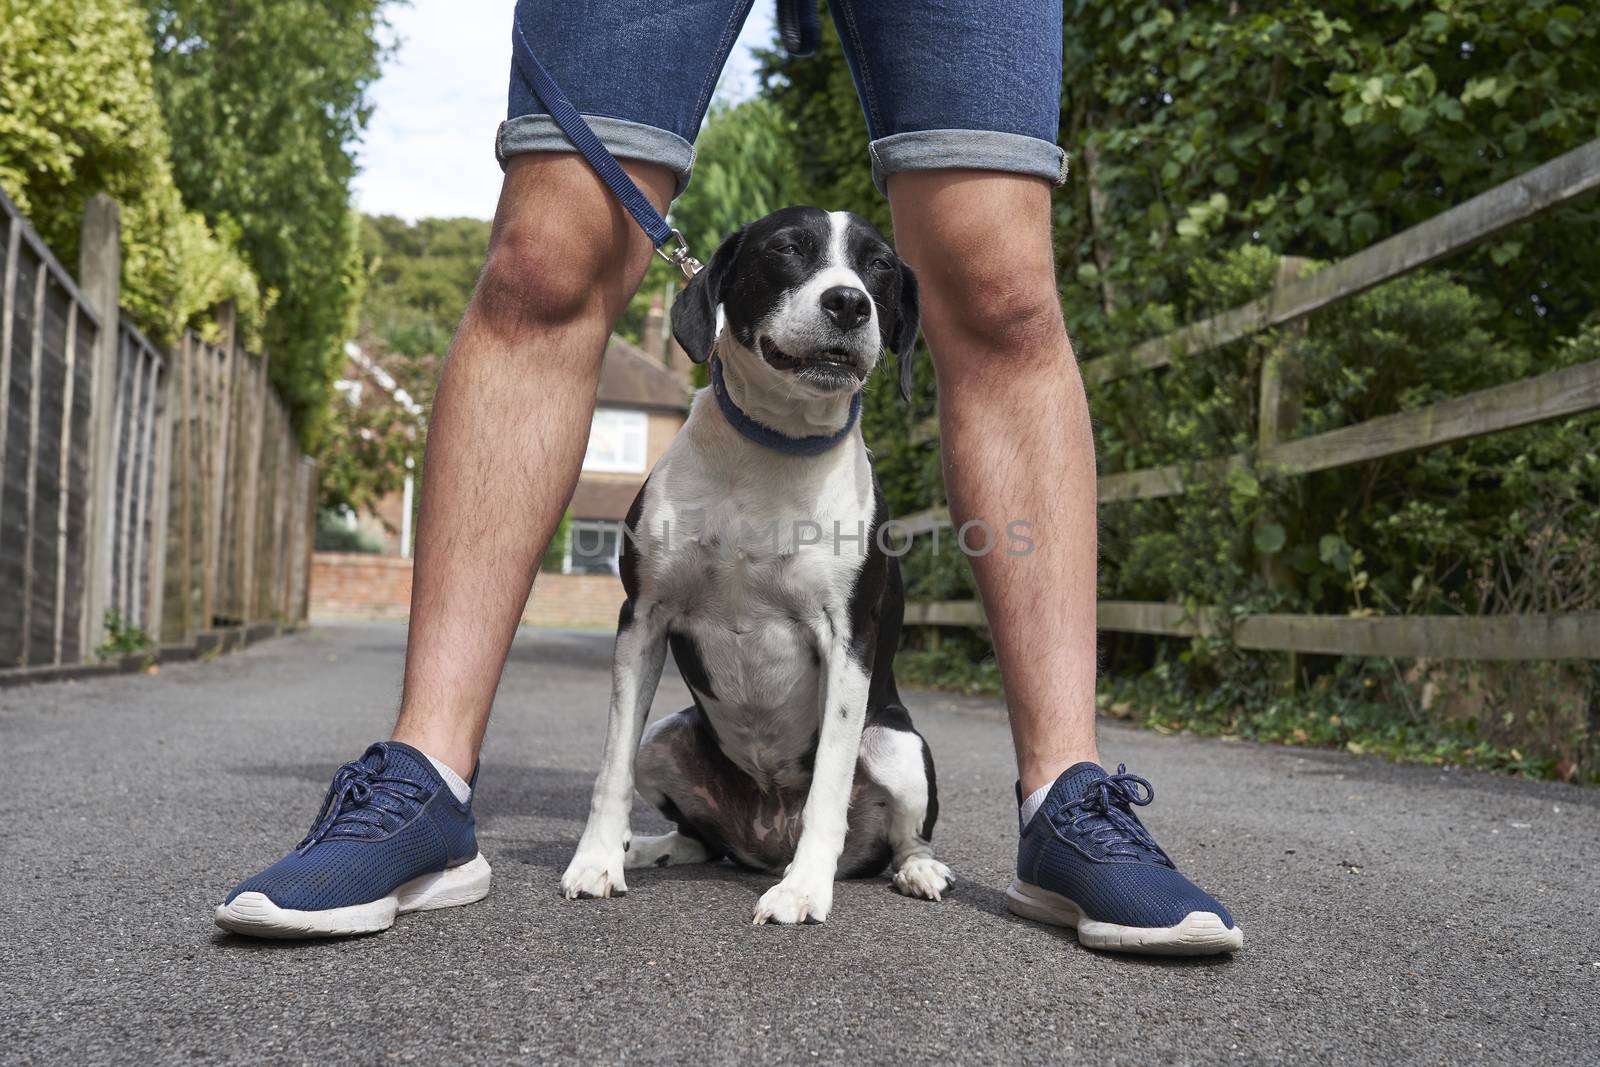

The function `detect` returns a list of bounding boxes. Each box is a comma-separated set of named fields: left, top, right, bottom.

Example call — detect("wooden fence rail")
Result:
left=902, top=139, right=1600, bottom=663
left=904, top=601, right=1599, bottom=661
left=1077, top=138, right=1600, bottom=387
left=0, top=187, right=315, bottom=674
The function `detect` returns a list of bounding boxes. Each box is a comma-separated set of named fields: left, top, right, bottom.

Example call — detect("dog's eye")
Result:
left=774, top=243, right=801, bottom=256
left=869, top=257, right=893, bottom=271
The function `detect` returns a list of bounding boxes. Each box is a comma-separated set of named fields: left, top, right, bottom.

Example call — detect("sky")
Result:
left=352, top=2, right=776, bottom=221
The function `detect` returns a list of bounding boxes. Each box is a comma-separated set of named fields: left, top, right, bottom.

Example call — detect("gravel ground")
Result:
left=1, top=620, right=1596, bottom=1065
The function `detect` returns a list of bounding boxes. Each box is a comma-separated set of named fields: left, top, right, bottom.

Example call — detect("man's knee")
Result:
left=913, top=257, right=1068, bottom=383
left=931, top=265, right=1064, bottom=357
left=891, top=177, right=1066, bottom=361
left=474, top=227, right=600, bottom=335
left=469, top=155, right=668, bottom=338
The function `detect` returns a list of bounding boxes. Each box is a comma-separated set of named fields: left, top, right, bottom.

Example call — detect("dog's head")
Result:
left=671, top=207, right=920, bottom=401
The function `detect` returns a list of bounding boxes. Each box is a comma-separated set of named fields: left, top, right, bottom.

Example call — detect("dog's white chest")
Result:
left=656, top=533, right=834, bottom=787
left=636, top=433, right=873, bottom=789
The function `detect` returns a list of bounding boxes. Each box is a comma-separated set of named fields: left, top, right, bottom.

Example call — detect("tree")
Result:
left=670, top=98, right=808, bottom=258
left=614, top=97, right=811, bottom=352
left=317, top=357, right=422, bottom=517
left=318, top=213, right=491, bottom=512
left=140, top=0, right=390, bottom=446
left=0, top=0, right=261, bottom=344
left=359, top=214, right=490, bottom=365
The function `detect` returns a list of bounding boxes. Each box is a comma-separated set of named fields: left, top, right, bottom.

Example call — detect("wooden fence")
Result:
left=0, top=192, right=99, bottom=666
left=901, top=139, right=1600, bottom=662
left=0, top=188, right=315, bottom=675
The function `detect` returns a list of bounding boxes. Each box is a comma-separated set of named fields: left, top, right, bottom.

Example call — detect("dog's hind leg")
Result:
left=632, top=708, right=739, bottom=866
left=860, top=717, right=952, bottom=901
left=625, top=832, right=711, bottom=869
left=635, top=707, right=808, bottom=873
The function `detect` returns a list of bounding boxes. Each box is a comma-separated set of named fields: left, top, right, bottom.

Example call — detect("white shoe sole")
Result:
left=215, top=852, right=493, bottom=938
left=1006, top=879, right=1243, bottom=956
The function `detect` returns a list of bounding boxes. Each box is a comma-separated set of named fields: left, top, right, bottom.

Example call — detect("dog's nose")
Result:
left=820, top=286, right=871, bottom=331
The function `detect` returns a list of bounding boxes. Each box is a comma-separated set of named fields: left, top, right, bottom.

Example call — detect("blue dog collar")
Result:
left=710, top=357, right=861, bottom=457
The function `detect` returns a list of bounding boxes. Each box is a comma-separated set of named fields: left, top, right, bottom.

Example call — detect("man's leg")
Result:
left=215, top=153, right=679, bottom=938
left=888, top=168, right=1242, bottom=953
left=392, top=153, right=675, bottom=777
left=887, top=170, right=1098, bottom=798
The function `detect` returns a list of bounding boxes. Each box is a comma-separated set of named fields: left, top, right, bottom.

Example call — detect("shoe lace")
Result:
left=297, top=751, right=429, bottom=854
left=1060, top=765, right=1173, bottom=865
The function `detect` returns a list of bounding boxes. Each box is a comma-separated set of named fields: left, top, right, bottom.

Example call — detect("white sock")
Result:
left=1019, top=782, right=1053, bottom=827
left=425, top=754, right=472, bottom=804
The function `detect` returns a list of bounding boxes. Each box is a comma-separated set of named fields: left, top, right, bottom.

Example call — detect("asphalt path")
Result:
left=2, top=620, right=1596, bottom=1065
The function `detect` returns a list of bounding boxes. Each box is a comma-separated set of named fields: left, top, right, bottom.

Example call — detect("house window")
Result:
left=584, top=408, right=648, bottom=473
left=567, top=520, right=622, bottom=576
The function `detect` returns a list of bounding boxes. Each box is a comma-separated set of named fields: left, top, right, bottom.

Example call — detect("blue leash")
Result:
left=513, top=4, right=852, bottom=456
left=510, top=2, right=820, bottom=279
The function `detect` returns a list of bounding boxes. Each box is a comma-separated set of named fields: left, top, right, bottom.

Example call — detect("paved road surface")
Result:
left=2, top=621, right=1596, bottom=1065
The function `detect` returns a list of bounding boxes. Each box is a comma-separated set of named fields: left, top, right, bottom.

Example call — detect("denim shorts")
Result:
left=498, top=0, right=1065, bottom=198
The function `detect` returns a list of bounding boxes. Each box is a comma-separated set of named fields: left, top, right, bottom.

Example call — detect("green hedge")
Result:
left=0, top=0, right=261, bottom=345
left=755, top=7, right=1600, bottom=781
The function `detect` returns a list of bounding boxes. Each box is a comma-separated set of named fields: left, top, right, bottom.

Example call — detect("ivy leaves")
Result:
left=1061, top=0, right=1600, bottom=358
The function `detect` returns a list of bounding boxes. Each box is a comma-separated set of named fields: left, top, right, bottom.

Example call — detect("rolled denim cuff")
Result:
left=496, top=114, right=698, bottom=198
left=868, top=129, right=1068, bottom=195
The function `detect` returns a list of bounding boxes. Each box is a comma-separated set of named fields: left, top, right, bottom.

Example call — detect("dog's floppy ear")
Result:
left=671, top=228, right=745, bottom=364
left=890, top=258, right=922, bottom=402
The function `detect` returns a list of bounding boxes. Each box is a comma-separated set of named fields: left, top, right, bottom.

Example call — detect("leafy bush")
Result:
left=0, top=0, right=262, bottom=345
left=315, top=509, right=383, bottom=554
left=753, top=9, right=1600, bottom=781
left=541, top=510, right=573, bottom=574
left=1090, top=248, right=1599, bottom=781
left=98, top=610, right=153, bottom=659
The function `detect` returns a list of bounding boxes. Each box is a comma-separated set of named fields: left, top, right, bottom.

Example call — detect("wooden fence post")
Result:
left=212, top=304, right=237, bottom=621
left=301, top=458, right=317, bottom=622
left=199, top=340, right=220, bottom=629
left=145, top=349, right=174, bottom=645
left=51, top=299, right=82, bottom=664
left=161, top=335, right=191, bottom=643
left=78, top=194, right=121, bottom=656
left=1257, top=255, right=1310, bottom=691
left=1258, top=257, right=1310, bottom=455
left=16, top=232, right=46, bottom=666
left=237, top=353, right=267, bottom=620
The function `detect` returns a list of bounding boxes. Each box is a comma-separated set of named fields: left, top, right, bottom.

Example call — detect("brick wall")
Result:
left=521, top=572, right=625, bottom=629
left=310, top=553, right=622, bottom=629
left=311, top=553, right=413, bottom=618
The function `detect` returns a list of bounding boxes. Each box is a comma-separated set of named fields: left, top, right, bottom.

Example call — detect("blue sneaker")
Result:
left=215, top=741, right=491, bottom=938
left=1007, top=762, right=1242, bottom=955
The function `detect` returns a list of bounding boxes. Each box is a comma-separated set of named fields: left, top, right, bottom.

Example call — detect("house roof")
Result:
left=597, top=336, right=690, bottom=413
left=569, top=478, right=642, bottom=522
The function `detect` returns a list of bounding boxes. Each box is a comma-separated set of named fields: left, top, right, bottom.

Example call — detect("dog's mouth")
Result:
left=758, top=337, right=862, bottom=385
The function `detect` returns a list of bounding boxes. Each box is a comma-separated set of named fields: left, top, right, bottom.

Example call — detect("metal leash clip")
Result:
left=655, top=228, right=703, bottom=278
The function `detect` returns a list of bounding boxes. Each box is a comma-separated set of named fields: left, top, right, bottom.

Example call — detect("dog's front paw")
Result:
left=892, top=855, right=953, bottom=902
left=753, top=874, right=833, bottom=925
left=561, top=848, right=627, bottom=900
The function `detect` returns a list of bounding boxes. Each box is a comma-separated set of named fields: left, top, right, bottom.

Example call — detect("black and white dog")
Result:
left=560, top=207, right=952, bottom=924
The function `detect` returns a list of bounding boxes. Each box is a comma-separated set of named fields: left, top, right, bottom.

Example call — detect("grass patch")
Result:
left=896, top=638, right=1596, bottom=786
